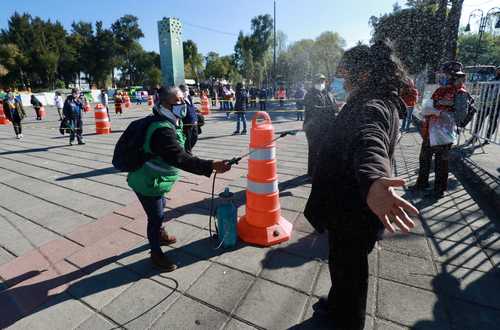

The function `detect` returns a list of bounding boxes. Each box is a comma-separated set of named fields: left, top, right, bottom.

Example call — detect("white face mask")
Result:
left=314, top=83, right=326, bottom=91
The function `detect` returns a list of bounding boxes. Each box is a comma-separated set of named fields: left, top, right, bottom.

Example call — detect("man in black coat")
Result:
left=303, top=73, right=338, bottom=176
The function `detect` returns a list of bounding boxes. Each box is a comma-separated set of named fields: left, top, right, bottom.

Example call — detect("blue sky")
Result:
left=0, top=0, right=495, bottom=56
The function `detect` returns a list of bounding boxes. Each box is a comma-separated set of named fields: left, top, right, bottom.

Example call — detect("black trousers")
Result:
left=259, top=100, right=267, bottom=111
left=183, top=125, right=199, bottom=154
left=328, top=223, right=379, bottom=330
left=416, top=138, right=451, bottom=193
left=12, top=118, right=22, bottom=135
left=306, top=131, right=320, bottom=176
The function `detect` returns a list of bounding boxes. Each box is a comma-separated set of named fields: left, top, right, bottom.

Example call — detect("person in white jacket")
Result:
left=54, top=91, right=64, bottom=121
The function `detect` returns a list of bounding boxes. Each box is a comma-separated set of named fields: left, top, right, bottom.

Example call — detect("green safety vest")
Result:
left=127, top=120, right=185, bottom=197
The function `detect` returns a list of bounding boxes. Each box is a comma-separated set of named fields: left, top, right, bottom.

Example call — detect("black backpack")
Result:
left=112, top=114, right=162, bottom=172
left=456, top=92, right=477, bottom=128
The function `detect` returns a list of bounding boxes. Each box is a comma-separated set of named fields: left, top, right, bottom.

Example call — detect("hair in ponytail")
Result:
left=338, top=40, right=411, bottom=93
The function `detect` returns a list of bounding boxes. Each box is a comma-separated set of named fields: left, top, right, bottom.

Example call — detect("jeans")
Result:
left=235, top=112, right=247, bottom=132
left=69, top=118, right=83, bottom=143
left=259, top=100, right=267, bottom=111
left=416, top=138, right=451, bottom=193
left=223, top=101, right=231, bottom=118
left=135, top=193, right=166, bottom=254
left=402, top=107, right=414, bottom=130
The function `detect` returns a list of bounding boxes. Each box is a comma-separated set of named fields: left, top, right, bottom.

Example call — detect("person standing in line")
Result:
left=259, top=87, right=268, bottom=111
left=180, top=84, right=198, bottom=154
left=413, top=61, right=468, bottom=199
left=54, top=92, right=64, bottom=121
left=115, top=92, right=123, bottom=115
left=99, top=89, right=110, bottom=122
left=4, top=91, right=26, bottom=139
left=277, top=85, right=286, bottom=108
left=30, top=94, right=43, bottom=120
left=303, top=73, right=339, bottom=177
left=63, top=88, right=85, bottom=146
left=295, top=84, right=306, bottom=121
left=400, top=78, right=419, bottom=131
left=127, top=86, right=231, bottom=270
left=249, top=86, right=258, bottom=108
left=305, top=42, right=418, bottom=330
left=135, top=90, right=142, bottom=105
left=233, top=82, right=248, bottom=135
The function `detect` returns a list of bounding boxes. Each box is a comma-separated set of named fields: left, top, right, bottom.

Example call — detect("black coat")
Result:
left=304, top=87, right=404, bottom=236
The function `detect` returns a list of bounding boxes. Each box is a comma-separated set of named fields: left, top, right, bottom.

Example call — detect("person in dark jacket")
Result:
left=303, top=73, right=339, bottom=177
left=259, top=87, right=268, bottom=110
left=304, top=42, right=418, bottom=330
left=63, top=88, right=85, bottom=145
left=4, top=91, right=26, bottom=139
left=127, top=86, right=231, bottom=271
left=180, top=84, right=198, bottom=154
left=294, top=84, right=306, bottom=121
left=233, top=82, right=248, bottom=135
left=30, top=95, right=43, bottom=120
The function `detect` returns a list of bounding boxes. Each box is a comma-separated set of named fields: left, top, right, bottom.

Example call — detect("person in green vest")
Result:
left=128, top=86, right=232, bottom=271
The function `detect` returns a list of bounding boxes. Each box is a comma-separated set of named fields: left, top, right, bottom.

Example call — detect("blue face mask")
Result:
left=438, top=76, right=449, bottom=86
left=332, top=77, right=348, bottom=100
left=172, top=104, right=187, bottom=118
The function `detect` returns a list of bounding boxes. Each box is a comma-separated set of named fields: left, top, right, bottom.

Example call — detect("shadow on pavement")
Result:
left=55, top=166, right=120, bottom=181
left=0, top=145, right=70, bottom=155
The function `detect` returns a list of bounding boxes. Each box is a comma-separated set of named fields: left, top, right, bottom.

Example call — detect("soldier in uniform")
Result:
left=303, top=73, right=339, bottom=176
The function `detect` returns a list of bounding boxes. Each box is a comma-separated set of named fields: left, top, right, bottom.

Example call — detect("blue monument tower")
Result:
left=157, top=17, right=185, bottom=87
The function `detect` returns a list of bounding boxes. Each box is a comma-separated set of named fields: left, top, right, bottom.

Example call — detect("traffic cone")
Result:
left=39, top=106, right=46, bottom=119
left=95, top=103, right=111, bottom=134
left=124, top=94, right=131, bottom=108
left=201, top=94, right=211, bottom=115
left=0, top=101, right=10, bottom=125
left=237, top=111, right=293, bottom=246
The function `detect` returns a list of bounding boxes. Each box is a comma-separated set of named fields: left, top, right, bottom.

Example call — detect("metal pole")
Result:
left=273, top=0, right=276, bottom=84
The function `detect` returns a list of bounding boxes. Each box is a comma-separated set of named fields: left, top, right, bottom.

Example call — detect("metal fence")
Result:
left=463, top=81, right=500, bottom=145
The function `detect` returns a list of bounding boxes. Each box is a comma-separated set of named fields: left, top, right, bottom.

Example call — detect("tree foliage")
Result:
left=457, top=32, right=500, bottom=66
left=0, top=12, right=159, bottom=90
left=183, top=40, right=203, bottom=80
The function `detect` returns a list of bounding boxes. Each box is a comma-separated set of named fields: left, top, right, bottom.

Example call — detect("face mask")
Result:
left=172, top=104, right=187, bottom=118
left=314, top=83, right=326, bottom=91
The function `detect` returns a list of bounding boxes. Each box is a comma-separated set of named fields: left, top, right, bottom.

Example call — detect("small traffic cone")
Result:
left=95, top=103, right=111, bottom=134
left=0, top=101, right=10, bottom=125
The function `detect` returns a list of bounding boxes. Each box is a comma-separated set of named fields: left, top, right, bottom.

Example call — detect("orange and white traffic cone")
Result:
left=95, top=103, right=111, bottom=134
left=237, top=111, right=293, bottom=246
left=0, top=101, right=10, bottom=125
left=201, top=94, right=211, bottom=115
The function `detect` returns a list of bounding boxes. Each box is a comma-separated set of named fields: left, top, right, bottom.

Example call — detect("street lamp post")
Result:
left=465, top=7, right=500, bottom=64
left=273, top=0, right=277, bottom=87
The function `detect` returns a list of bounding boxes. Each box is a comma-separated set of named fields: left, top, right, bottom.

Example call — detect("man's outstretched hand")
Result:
left=213, top=160, right=232, bottom=173
left=367, top=177, right=419, bottom=233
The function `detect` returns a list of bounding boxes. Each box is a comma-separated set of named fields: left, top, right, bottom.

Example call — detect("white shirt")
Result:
left=54, top=95, right=64, bottom=109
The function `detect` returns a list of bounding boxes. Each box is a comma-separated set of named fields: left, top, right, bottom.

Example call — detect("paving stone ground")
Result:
left=0, top=103, right=499, bottom=329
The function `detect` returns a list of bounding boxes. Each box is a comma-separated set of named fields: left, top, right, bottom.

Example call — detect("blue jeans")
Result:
left=236, top=112, right=247, bottom=132
left=402, top=107, right=414, bottom=130
left=135, top=193, right=166, bottom=253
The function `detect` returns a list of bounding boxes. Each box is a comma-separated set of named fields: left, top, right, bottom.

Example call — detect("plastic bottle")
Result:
left=216, top=187, right=238, bottom=248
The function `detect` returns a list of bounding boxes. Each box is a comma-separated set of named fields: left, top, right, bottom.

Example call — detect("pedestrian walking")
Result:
left=180, top=84, right=199, bottom=154
left=135, top=90, right=142, bottom=105
left=30, top=94, right=43, bottom=120
left=127, top=86, right=231, bottom=271
left=249, top=86, right=258, bottom=108
left=99, top=89, right=110, bottom=121
left=4, top=91, right=26, bottom=139
left=222, top=84, right=234, bottom=119
left=294, top=84, right=306, bottom=121
left=63, top=88, right=85, bottom=146
left=413, top=61, right=468, bottom=199
left=304, top=42, right=418, bottom=330
left=232, top=82, right=248, bottom=135
left=115, top=92, right=123, bottom=115
left=54, top=91, right=64, bottom=121
left=303, top=73, right=339, bottom=177
left=259, top=87, right=267, bottom=111
left=400, top=78, right=418, bottom=131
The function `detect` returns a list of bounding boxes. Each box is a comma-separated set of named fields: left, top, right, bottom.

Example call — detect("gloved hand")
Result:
left=213, top=160, right=232, bottom=173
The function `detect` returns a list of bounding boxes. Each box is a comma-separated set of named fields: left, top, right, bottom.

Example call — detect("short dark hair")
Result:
left=158, top=86, right=180, bottom=102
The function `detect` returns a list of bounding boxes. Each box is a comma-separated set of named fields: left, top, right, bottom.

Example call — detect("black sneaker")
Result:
left=69, top=141, right=73, bottom=146
left=78, top=141, right=86, bottom=145
left=232, top=131, right=240, bottom=135
left=241, top=130, right=247, bottom=135
left=150, top=251, right=177, bottom=272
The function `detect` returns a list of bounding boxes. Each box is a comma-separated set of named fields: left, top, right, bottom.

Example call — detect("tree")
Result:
left=111, top=15, right=144, bottom=86
left=183, top=40, right=203, bottom=80
left=312, top=32, right=345, bottom=79
left=457, top=32, right=500, bottom=66
left=443, top=0, right=465, bottom=60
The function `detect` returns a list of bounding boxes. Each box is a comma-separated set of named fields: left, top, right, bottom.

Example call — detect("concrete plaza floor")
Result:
left=0, top=103, right=499, bottom=329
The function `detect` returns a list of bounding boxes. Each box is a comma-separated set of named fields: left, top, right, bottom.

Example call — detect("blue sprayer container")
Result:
left=216, top=187, right=238, bottom=248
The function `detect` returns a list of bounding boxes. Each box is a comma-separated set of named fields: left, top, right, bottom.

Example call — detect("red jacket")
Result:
left=400, top=80, right=418, bottom=107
